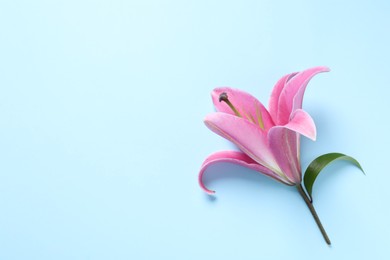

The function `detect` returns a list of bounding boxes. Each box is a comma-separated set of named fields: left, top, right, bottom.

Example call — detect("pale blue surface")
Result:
left=0, top=0, right=389, bottom=259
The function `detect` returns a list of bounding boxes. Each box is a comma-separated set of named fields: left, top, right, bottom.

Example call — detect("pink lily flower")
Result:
left=199, top=66, right=330, bottom=194
left=198, top=66, right=366, bottom=246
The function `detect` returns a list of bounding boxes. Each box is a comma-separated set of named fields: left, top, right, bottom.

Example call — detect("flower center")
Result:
left=219, top=92, right=242, bottom=117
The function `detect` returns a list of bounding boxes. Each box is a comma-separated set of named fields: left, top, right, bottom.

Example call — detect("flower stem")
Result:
left=296, top=184, right=331, bottom=245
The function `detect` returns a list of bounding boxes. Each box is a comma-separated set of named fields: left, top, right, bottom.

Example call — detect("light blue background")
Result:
left=0, top=0, right=388, bottom=259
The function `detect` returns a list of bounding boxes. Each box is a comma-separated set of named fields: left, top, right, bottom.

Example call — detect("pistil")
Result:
left=219, top=92, right=242, bottom=117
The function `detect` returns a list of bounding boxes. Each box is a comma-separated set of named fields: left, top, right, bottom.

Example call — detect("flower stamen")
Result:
left=219, top=92, right=242, bottom=117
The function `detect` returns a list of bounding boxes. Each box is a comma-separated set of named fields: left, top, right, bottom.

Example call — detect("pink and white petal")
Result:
left=277, top=66, right=330, bottom=124
left=268, top=127, right=302, bottom=184
left=204, top=112, right=280, bottom=172
left=291, top=67, right=330, bottom=112
left=199, top=150, right=293, bottom=194
left=282, top=109, right=317, bottom=141
left=211, top=87, right=275, bottom=131
left=268, top=72, right=298, bottom=123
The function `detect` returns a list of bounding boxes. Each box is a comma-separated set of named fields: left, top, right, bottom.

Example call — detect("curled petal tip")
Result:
left=318, top=66, right=330, bottom=72
left=306, top=133, right=317, bottom=142
left=284, top=109, right=317, bottom=141
left=199, top=177, right=216, bottom=195
left=310, top=66, right=330, bottom=73
left=198, top=157, right=217, bottom=194
left=306, top=124, right=317, bottom=141
left=309, top=125, right=317, bottom=141
left=311, top=130, right=317, bottom=141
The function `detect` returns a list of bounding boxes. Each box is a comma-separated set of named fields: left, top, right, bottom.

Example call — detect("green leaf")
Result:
left=303, top=153, right=364, bottom=201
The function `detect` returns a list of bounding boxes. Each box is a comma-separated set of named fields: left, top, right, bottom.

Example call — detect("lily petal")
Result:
left=268, top=127, right=301, bottom=184
left=211, top=87, right=275, bottom=131
left=277, top=66, right=330, bottom=124
left=268, top=72, right=298, bottom=123
left=199, top=151, right=292, bottom=194
left=204, top=112, right=280, bottom=172
left=283, top=109, right=317, bottom=141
